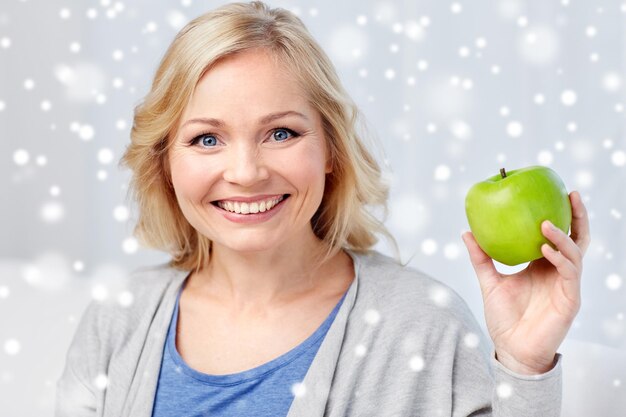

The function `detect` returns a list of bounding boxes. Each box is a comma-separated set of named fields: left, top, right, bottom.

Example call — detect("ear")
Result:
left=325, top=157, right=333, bottom=174
left=324, top=143, right=334, bottom=174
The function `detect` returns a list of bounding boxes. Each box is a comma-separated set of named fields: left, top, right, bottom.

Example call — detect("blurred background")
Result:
left=1, top=0, right=625, bottom=415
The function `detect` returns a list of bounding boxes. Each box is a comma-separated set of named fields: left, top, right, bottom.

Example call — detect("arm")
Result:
left=55, top=301, right=101, bottom=417
left=460, top=190, right=591, bottom=415
left=490, top=351, right=562, bottom=416
left=448, top=303, right=563, bottom=417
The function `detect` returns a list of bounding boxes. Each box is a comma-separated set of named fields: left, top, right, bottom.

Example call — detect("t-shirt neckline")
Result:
left=166, top=267, right=353, bottom=386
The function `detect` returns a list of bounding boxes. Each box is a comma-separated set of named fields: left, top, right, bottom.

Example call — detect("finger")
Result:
left=568, top=191, right=591, bottom=256
left=540, top=241, right=579, bottom=281
left=541, top=243, right=581, bottom=310
left=542, top=220, right=583, bottom=271
left=461, top=231, right=500, bottom=291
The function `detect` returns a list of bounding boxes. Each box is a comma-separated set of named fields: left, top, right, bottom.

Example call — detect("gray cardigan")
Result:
left=55, top=250, right=562, bottom=416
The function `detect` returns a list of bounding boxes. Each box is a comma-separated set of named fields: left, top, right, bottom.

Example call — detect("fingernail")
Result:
left=546, top=220, right=556, bottom=231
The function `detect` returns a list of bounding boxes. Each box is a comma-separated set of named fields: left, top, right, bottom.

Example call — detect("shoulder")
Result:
left=59, top=264, right=188, bottom=402
left=77, top=263, right=188, bottom=343
left=353, top=250, right=480, bottom=334
left=94, top=263, right=186, bottom=310
left=123, top=263, right=189, bottom=299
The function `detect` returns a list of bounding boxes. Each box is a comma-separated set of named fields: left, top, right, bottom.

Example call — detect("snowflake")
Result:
left=354, top=343, right=367, bottom=357
left=496, top=382, right=513, bottom=398
left=533, top=93, right=546, bottom=104
left=363, top=309, right=381, bottom=325
left=122, top=237, right=139, bottom=254
left=79, top=124, right=95, bottom=141
left=585, top=26, right=597, bottom=38
left=408, top=355, right=425, bottom=371
left=98, top=148, right=114, bottom=164
left=0, top=286, right=9, bottom=299
left=92, top=284, right=109, bottom=301
left=560, top=89, right=577, bottom=106
left=118, top=290, right=134, bottom=307
left=450, top=120, right=472, bottom=140
left=4, top=339, right=21, bottom=355
left=73, top=261, right=85, bottom=272
left=23, top=78, right=35, bottom=90
left=519, top=26, right=559, bottom=65
left=443, top=243, right=460, bottom=260
left=115, top=119, right=128, bottom=130
left=421, top=239, right=438, bottom=256
left=13, top=149, right=29, bottom=166
left=167, top=10, right=187, bottom=30
left=112, top=49, right=124, bottom=61
left=429, top=285, right=450, bottom=307
left=506, top=121, right=523, bottom=138
left=606, top=274, right=623, bottom=291
left=611, top=150, right=626, bottom=167
left=94, top=374, right=108, bottom=390
left=41, top=202, right=65, bottom=223
left=574, top=170, right=594, bottom=189
left=384, top=68, right=395, bottom=80
left=434, top=165, right=451, bottom=181
left=113, top=205, right=130, bottom=222
left=463, top=332, right=480, bottom=348
left=291, top=382, right=307, bottom=397
left=59, top=8, right=71, bottom=19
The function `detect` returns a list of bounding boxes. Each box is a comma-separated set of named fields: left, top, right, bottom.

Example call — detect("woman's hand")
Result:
left=461, top=191, right=591, bottom=375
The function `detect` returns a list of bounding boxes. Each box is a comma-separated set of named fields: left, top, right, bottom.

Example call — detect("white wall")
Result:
left=1, top=0, right=624, bottom=415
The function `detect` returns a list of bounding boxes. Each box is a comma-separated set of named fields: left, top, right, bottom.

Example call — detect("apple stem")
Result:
left=500, top=167, right=507, bottom=178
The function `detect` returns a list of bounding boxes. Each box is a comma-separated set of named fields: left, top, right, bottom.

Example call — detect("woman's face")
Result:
left=168, top=48, right=331, bottom=254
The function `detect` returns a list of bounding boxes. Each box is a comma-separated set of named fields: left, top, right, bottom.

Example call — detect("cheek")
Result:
left=169, top=153, right=213, bottom=202
left=282, top=143, right=328, bottom=191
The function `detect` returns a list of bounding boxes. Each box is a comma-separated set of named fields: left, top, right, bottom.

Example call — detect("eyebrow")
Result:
left=181, top=110, right=309, bottom=129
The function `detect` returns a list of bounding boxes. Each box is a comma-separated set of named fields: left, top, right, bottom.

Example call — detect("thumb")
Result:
left=461, top=231, right=500, bottom=291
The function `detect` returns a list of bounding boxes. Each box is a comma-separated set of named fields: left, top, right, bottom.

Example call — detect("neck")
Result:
left=188, top=229, right=344, bottom=311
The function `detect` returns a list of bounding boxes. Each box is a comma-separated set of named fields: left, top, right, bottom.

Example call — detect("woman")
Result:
left=55, top=2, right=590, bottom=416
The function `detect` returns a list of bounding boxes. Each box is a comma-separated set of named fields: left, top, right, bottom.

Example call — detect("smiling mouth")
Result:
left=211, top=194, right=290, bottom=214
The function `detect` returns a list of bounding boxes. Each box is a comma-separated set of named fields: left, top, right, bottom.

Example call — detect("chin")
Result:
left=212, top=236, right=287, bottom=254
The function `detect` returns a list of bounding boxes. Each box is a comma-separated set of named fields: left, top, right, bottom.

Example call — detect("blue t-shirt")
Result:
left=151, top=281, right=348, bottom=417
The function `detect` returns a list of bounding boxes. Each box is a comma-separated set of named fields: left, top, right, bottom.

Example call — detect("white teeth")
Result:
left=217, top=195, right=285, bottom=214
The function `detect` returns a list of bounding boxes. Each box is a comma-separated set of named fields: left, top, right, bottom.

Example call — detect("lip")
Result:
left=212, top=194, right=290, bottom=224
left=211, top=194, right=286, bottom=203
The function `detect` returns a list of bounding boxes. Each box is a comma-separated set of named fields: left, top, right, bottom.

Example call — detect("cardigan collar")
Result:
left=124, top=249, right=364, bottom=417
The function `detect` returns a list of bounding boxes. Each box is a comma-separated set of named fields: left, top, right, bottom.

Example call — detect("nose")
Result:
left=222, top=142, right=269, bottom=186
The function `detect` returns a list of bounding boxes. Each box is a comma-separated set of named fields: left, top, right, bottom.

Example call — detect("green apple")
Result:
left=464, top=166, right=572, bottom=266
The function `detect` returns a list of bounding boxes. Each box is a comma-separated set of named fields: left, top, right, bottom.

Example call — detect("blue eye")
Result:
left=189, top=128, right=299, bottom=148
left=202, top=135, right=217, bottom=147
left=191, top=134, right=218, bottom=147
left=272, top=128, right=299, bottom=142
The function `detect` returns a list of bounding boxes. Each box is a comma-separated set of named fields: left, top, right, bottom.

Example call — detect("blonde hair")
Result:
left=121, top=1, right=398, bottom=271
